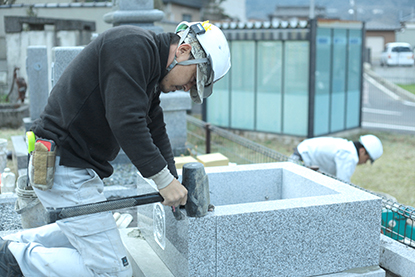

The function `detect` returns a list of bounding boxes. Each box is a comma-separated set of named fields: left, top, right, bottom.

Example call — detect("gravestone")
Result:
left=160, top=92, right=192, bottom=156
left=24, top=46, right=49, bottom=130
left=104, top=0, right=164, bottom=33
left=51, top=47, right=84, bottom=87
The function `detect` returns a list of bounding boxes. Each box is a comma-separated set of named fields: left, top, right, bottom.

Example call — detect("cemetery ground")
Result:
left=239, top=129, right=415, bottom=208
left=1, top=126, right=415, bottom=208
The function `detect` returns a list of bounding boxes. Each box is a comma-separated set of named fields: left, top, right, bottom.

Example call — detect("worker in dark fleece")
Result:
left=291, top=135, right=383, bottom=183
left=0, top=20, right=230, bottom=276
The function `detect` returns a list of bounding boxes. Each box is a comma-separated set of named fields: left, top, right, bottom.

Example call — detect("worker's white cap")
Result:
left=359, top=135, right=383, bottom=163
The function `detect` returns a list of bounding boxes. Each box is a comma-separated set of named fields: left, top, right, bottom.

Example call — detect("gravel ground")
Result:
left=0, top=163, right=138, bottom=232
left=0, top=202, right=23, bottom=231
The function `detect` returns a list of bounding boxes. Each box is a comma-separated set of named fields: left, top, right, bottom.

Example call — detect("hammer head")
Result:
left=182, top=162, right=210, bottom=217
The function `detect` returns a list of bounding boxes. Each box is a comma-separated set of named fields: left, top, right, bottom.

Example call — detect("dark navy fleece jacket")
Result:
left=31, top=25, right=178, bottom=180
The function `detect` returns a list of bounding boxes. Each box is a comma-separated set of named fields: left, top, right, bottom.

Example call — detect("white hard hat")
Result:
left=168, top=20, right=231, bottom=104
left=359, top=135, right=383, bottom=163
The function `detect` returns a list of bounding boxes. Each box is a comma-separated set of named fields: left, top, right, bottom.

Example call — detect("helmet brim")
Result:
left=190, top=63, right=213, bottom=104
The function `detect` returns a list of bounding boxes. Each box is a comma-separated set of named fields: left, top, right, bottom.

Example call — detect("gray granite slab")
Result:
left=51, top=46, right=84, bottom=87
left=26, top=46, right=49, bottom=121
left=137, top=162, right=382, bottom=276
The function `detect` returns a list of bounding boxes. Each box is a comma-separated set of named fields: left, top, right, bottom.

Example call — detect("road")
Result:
left=362, top=66, right=415, bottom=133
left=371, top=61, right=415, bottom=85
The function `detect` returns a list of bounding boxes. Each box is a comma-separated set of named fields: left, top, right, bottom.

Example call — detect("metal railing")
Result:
left=186, top=115, right=415, bottom=249
left=186, top=115, right=302, bottom=165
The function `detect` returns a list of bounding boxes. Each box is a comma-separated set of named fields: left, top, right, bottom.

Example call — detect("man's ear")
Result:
left=176, top=43, right=192, bottom=57
left=359, top=147, right=366, bottom=157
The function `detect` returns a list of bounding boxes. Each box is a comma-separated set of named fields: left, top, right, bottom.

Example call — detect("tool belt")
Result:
left=29, top=138, right=57, bottom=191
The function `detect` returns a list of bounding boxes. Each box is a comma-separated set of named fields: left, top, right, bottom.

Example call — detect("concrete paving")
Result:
left=362, top=65, right=415, bottom=134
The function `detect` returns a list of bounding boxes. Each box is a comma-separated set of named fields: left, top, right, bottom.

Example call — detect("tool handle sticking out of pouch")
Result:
left=26, top=131, right=36, bottom=187
left=36, top=138, right=56, bottom=151
left=25, top=132, right=58, bottom=191
left=26, top=131, right=36, bottom=154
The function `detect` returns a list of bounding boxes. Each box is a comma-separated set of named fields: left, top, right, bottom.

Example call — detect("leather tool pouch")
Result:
left=29, top=139, right=57, bottom=191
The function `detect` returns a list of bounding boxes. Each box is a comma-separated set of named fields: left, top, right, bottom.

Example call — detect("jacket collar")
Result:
left=155, top=32, right=175, bottom=83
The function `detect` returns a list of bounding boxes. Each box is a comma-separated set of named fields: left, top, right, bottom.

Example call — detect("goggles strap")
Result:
left=177, top=58, right=208, bottom=66
left=166, top=57, right=178, bottom=72
left=166, top=57, right=208, bottom=73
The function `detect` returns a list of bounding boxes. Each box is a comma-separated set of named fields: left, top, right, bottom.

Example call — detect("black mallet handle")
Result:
left=45, top=192, right=163, bottom=223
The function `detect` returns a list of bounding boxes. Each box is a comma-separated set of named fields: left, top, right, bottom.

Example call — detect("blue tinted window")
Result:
left=314, top=28, right=331, bottom=136
left=207, top=67, right=230, bottom=127
left=346, top=29, right=362, bottom=128
left=256, top=41, right=283, bottom=132
left=230, top=41, right=255, bottom=129
left=330, top=29, right=347, bottom=132
left=283, top=41, right=309, bottom=136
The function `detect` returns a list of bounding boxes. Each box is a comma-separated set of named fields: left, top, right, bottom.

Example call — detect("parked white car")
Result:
left=380, top=42, right=414, bottom=67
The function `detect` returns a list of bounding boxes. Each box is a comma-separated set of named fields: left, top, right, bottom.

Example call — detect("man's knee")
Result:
left=0, top=238, right=23, bottom=277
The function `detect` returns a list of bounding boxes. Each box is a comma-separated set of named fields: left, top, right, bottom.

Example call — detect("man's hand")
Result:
left=159, top=178, right=188, bottom=207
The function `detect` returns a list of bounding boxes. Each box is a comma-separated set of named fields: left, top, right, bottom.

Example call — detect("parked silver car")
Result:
left=380, top=42, right=414, bottom=67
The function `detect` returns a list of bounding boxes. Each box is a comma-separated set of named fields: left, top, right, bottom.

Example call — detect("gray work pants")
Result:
left=5, top=157, right=132, bottom=277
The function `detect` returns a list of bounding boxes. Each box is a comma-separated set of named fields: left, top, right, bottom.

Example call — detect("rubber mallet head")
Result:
left=181, top=162, right=210, bottom=217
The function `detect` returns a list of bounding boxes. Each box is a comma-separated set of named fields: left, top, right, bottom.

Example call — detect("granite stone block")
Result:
left=160, top=92, right=192, bottom=111
left=136, top=200, right=217, bottom=277
left=51, top=46, right=84, bottom=87
left=136, top=162, right=382, bottom=277
left=11, top=136, right=28, bottom=172
left=26, top=46, right=49, bottom=121
left=380, top=235, right=415, bottom=277
left=103, top=0, right=164, bottom=33
left=160, top=92, right=192, bottom=156
left=319, top=266, right=385, bottom=276
left=117, top=0, right=153, bottom=10
left=206, top=164, right=283, bottom=205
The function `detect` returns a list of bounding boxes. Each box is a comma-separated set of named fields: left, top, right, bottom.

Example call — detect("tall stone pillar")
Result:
left=24, top=46, right=49, bottom=130
left=104, top=0, right=164, bottom=33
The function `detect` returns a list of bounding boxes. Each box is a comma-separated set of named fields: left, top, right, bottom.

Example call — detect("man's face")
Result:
left=358, top=147, right=371, bottom=165
left=160, top=44, right=197, bottom=93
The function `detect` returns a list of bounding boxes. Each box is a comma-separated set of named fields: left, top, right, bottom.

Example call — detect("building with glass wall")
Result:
left=205, top=19, right=365, bottom=138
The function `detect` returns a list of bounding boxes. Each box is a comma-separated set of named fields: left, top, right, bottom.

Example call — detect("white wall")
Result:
left=366, top=36, right=385, bottom=63
left=396, top=23, right=415, bottom=49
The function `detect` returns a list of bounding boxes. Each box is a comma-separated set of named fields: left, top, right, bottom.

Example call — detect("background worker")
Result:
left=0, top=21, right=230, bottom=277
left=291, top=135, right=383, bottom=183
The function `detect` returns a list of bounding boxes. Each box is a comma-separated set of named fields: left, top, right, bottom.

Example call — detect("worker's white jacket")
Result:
left=297, top=137, right=358, bottom=183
